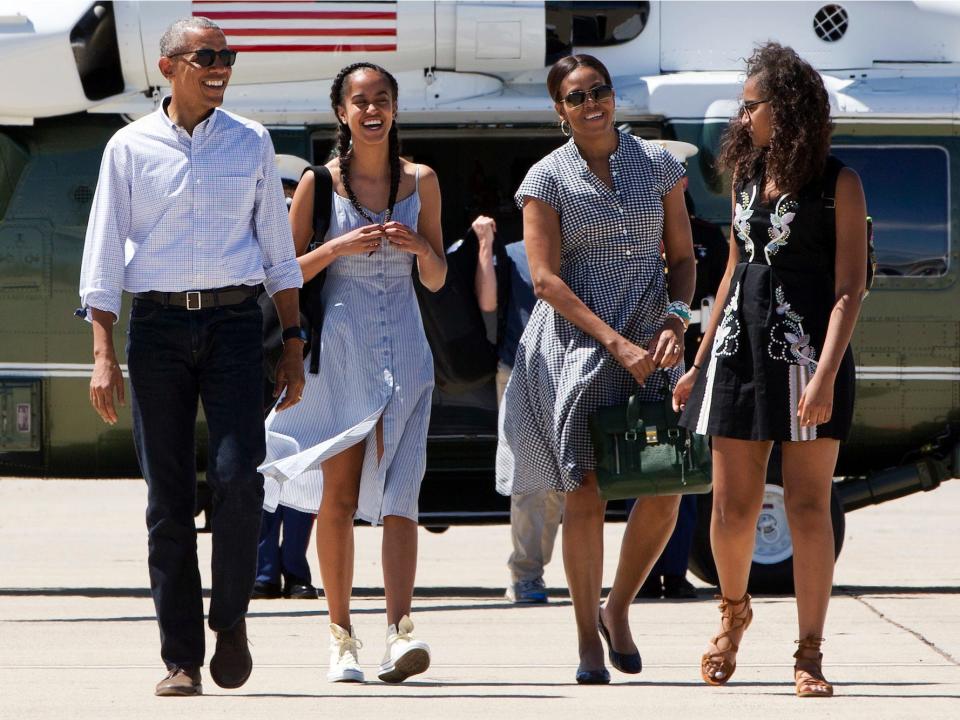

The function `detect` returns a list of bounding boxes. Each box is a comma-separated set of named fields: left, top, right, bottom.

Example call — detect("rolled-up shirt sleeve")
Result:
left=255, top=133, right=302, bottom=297
left=79, top=138, right=131, bottom=322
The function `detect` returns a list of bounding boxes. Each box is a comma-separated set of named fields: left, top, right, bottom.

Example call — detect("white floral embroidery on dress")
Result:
left=764, top=195, right=798, bottom=264
left=712, top=281, right=742, bottom=357
left=734, top=187, right=757, bottom=261
left=768, top=285, right=819, bottom=372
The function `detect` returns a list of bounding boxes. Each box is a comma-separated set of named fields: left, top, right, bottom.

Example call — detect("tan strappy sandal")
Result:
left=700, top=593, right=753, bottom=686
left=794, top=636, right=834, bottom=698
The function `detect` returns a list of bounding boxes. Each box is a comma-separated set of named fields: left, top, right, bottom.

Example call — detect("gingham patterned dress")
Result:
left=496, top=131, right=685, bottom=495
left=258, top=170, right=434, bottom=525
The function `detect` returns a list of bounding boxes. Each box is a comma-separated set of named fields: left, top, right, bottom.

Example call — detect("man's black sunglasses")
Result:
left=167, top=48, right=238, bottom=68
left=561, top=84, right=614, bottom=108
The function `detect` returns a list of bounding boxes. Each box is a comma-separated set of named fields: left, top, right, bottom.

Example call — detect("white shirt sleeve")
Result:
left=78, top=137, right=131, bottom=322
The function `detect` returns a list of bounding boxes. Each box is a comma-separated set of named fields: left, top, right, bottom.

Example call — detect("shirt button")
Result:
left=196, top=179, right=201, bottom=184
left=625, top=249, right=632, bottom=256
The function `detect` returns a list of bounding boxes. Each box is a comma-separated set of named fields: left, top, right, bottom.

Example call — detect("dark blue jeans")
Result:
left=126, top=296, right=265, bottom=670
left=256, top=506, right=315, bottom=586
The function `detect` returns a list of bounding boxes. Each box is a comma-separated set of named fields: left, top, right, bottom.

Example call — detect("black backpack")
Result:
left=414, top=225, right=498, bottom=393
left=260, top=165, right=333, bottom=395
left=821, top=156, right=877, bottom=294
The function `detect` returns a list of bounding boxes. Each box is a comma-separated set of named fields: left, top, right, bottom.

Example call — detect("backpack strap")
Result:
left=305, top=164, right=333, bottom=246
left=820, top=155, right=844, bottom=210
left=303, top=165, right=333, bottom=374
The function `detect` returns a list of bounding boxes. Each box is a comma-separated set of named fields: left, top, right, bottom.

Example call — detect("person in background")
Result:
left=639, top=140, right=728, bottom=600
left=252, top=154, right=320, bottom=601
left=472, top=214, right=563, bottom=605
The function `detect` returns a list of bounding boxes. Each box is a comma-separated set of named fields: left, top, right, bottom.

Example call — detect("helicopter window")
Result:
left=546, top=2, right=651, bottom=65
left=832, top=145, right=950, bottom=278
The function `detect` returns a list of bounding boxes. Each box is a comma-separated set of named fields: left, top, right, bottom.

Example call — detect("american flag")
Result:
left=193, top=1, right=398, bottom=53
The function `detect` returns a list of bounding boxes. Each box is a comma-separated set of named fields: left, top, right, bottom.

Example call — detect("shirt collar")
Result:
left=567, top=128, right=625, bottom=173
left=158, top=95, right=220, bottom=137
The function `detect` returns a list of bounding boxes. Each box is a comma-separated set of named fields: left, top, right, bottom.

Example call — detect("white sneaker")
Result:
left=327, top=623, right=364, bottom=683
left=377, top=615, right=431, bottom=683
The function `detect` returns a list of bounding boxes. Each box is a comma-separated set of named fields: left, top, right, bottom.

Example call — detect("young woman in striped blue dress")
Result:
left=260, top=63, right=446, bottom=684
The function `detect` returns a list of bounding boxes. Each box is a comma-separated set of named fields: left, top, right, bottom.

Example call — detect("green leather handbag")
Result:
left=588, top=373, right=712, bottom=500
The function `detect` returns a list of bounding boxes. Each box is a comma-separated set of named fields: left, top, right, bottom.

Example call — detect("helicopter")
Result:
left=0, top=0, right=957, bottom=592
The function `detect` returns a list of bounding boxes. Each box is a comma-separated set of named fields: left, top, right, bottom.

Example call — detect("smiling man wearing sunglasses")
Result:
left=79, top=16, right=306, bottom=697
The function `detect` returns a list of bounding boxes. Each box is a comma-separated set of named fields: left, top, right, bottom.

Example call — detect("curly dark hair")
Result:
left=330, top=63, right=401, bottom=220
left=718, top=43, right=832, bottom=195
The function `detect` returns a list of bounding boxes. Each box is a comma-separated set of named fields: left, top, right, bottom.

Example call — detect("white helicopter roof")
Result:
left=1, top=0, right=959, bottom=125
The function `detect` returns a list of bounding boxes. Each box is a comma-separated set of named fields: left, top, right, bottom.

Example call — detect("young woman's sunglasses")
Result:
left=738, top=98, right=769, bottom=116
left=167, top=48, right=238, bottom=68
left=561, top=84, right=614, bottom=108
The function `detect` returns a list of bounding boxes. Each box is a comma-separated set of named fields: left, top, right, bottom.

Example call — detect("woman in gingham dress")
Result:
left=496, top=54, right=696, bottom=684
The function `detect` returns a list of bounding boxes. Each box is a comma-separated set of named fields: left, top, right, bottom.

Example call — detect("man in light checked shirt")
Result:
left=78, top=17, right=306, bottom=697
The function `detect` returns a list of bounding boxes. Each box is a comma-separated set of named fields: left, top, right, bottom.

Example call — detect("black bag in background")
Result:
left=414, top=226, right=498, bottom=394
left=260, top=165, right=333, bottom=393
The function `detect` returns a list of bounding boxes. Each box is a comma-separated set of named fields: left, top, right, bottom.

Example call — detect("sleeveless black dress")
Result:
left=679, top=157, right=855, bottom=442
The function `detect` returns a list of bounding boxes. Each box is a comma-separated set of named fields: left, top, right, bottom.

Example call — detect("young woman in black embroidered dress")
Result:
left=674, top=43, right=868, bottom=697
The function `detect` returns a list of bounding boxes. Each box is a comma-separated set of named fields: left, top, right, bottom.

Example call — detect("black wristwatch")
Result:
left=282, top=326, right=308, bottom=343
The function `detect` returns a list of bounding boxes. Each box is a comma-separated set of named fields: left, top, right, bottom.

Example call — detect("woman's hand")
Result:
left=612, top=339, right=657, bottom=386
left=383, top=221, right=432, bottom=257
left=327, top=223, right=386, bottom=256
left=797, top=372, right=835, bottom=427
left=672, top=367, right=698, bottom=412
left=648, top=316, right=686, bottom=368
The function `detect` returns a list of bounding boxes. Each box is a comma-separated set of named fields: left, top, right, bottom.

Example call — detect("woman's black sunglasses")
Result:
left=561, top=84, right=614, bottom=108
left=167, top=48, right=238, bottom=68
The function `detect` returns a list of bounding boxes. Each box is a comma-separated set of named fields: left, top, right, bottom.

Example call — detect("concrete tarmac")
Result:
left=1, top=478, right=958, bottom=719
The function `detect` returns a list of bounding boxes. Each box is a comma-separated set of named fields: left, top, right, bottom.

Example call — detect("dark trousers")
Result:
left=126, top=296, right=265, bottom=669
left=256, top=506, right=315, bottom=586
left=652, top=494, right=698, bottom=577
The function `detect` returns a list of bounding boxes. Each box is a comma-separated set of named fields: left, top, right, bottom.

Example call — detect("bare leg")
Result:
left=707, top=437, right=771, bottom=657
left=780, top=439, right=839, bottom=641
left=601, top=494, right=681, bottom=651
left=317, top=442, right=363, bottom=629
left=561, top=471, right=606, bottom=671
left=383, top=515, right=418, bottom=626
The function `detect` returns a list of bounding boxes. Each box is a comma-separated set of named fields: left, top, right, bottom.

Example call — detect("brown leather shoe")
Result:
left=155, top=666, right=202, bottom=697
left=209, top=618, right=253, bottom=689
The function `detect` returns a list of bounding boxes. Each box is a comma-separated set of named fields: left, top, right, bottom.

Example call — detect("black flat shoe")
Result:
left=663, top=574, right=698, bottom=600
left=575, top=667, right=611, bottom=685
left=637, top=574, right=663, bottom=599
left=598, top=609, right=642, bottom=674
left=251, top=581, right=281, bottom=600
left=283, top=582, right=319, bottom=599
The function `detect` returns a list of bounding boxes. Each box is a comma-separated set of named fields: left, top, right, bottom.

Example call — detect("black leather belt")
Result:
left=133, top=285, right=258, bottom=310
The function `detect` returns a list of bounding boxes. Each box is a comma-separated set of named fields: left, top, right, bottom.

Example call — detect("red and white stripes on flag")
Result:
left=193, top=1, right=398, bottom=53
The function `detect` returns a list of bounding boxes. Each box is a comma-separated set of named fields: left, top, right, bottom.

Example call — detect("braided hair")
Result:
left=330, top=62, right=401, bottom=222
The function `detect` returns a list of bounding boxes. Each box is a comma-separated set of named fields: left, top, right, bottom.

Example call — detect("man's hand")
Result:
left=89, top=354, right=125, bottom=425
left=273, top=341, right=306, bottom=410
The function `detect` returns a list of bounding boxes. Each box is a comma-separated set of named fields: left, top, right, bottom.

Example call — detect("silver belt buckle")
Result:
left=186, top=291, right=201, bottom=310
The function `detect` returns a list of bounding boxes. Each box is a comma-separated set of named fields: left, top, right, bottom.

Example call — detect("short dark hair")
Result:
left=160, top=17, right=222, bottom=56
left=546, top=54, right=612, bottom=102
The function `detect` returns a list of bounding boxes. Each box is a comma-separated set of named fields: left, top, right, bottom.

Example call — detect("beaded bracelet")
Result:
left=665, top=300, right=692, bottom=328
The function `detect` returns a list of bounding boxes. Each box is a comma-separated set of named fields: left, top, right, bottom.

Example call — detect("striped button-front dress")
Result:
left=259, top=170, right=434, bottom=525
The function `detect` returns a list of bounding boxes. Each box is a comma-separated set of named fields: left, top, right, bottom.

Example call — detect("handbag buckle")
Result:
left=645, top=426, right=659, bottom=444
left=624, top=430, right=638, bottom=442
